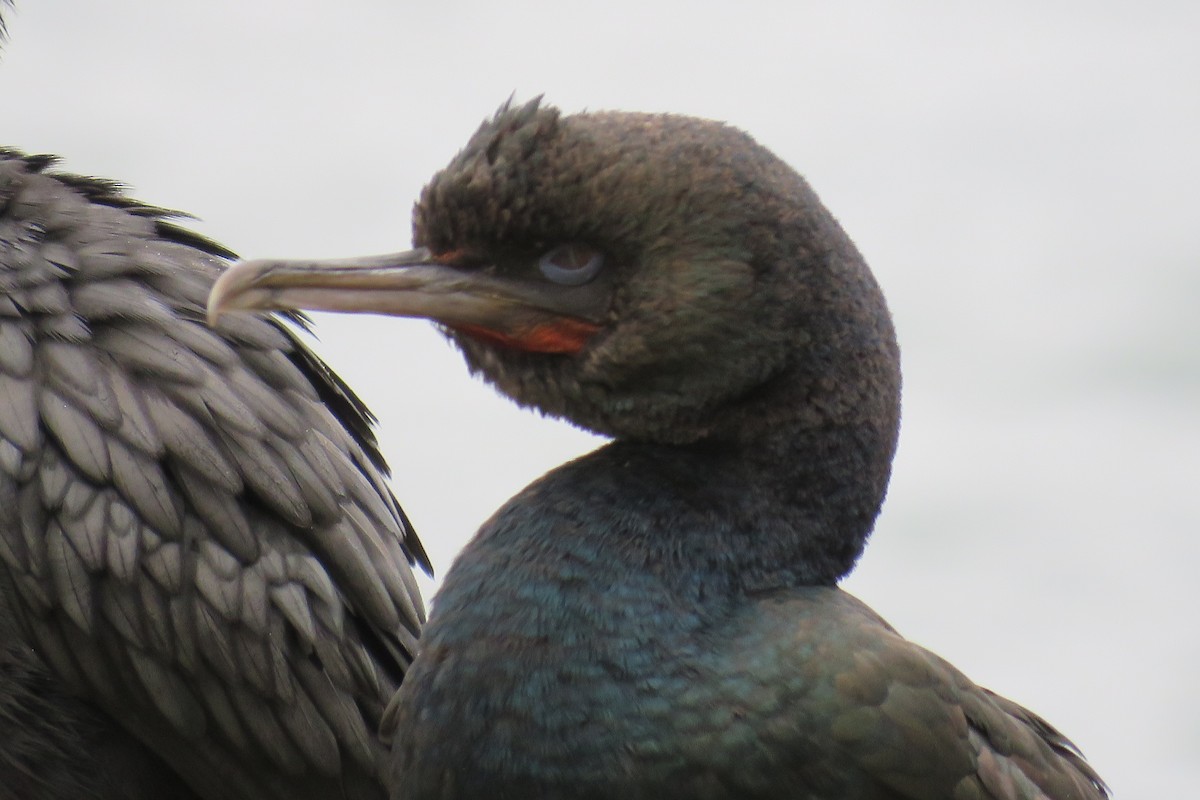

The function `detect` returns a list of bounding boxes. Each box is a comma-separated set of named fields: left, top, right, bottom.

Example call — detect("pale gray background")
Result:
left=4, top=1, right=1197, bottom=795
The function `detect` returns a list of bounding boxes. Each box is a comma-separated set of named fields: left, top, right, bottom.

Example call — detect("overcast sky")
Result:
left=4, top=2, right=1198, bottom=795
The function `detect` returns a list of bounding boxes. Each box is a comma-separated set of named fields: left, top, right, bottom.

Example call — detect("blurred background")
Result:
left=3, top=1, right=1196, bottom=794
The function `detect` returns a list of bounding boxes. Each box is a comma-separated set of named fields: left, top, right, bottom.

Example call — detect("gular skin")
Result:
left=209, top=99, right=1109, bottom=799
left=0, top=149, right=427, bottom=799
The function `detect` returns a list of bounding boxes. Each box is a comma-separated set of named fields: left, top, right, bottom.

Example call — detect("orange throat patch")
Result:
left=451, top=318, right=600, bottom=354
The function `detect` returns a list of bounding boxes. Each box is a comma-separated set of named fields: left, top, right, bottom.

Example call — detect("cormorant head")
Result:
left=210, top=99, right=899, bottom=450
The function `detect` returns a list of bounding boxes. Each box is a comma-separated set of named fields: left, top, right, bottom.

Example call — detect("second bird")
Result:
left=211, top=98, right=1109, bottom=800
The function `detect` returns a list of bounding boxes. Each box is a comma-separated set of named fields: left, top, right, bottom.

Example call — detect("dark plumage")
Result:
left=0, top=148, right=427, bottom=799
left=211, top=99, right=1108, bottom=799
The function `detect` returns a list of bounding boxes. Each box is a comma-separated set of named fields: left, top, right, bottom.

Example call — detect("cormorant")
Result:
left=0, top=148, right=426, bottom=798
left=211, top=99, right=1109, bottom=799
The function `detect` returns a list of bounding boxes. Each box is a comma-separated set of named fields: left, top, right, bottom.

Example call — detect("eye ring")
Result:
left=538, top=244, right=604, bottom=286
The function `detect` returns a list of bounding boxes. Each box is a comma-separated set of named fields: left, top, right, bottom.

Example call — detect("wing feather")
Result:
left=750, top=590, right=1110, bottom=800
left=0, top=150, right=428, bottom=800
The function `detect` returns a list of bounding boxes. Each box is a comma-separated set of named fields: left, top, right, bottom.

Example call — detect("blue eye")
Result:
left=538, top=244, right=604, bottom=286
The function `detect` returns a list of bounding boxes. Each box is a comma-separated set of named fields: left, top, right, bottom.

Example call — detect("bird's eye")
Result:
left=538, top=244, right=604, bottom=286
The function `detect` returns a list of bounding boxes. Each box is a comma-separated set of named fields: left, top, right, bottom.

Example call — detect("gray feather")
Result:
left=23, top=280, right=71, bottom=314
left=70, top=278, right=177, bottom=325
left=0, top=319, right=34, bottom=375
left=41, top=339, right=100, bottom=393
left=58, top=490, right=107, bottom=571
left=0, top=371, right=40, bottom=451
left=0, top=437, right=26, bottom=478
left=271, top=434, right=342, bottom=522
left=103, top=500, right=141, bottom=582
left=195, top=550, right=243, bottom=623
left=46, top=521, right=95, bottom=630
left=40, top=390, right=112, bottom=482
left=195, top=601, right=240, bottom=681
left=1, top=150, right=426, bottom=800
left=99, top=577, right=148, bottom=643
left=238, top=567, right=270, bottom=634
left=98, top=326, right=206, bottom=385
left=295, top=661, right=377, bottom=769
left=269, top=583, right=318, bottom=647
left=279, top=685, right=342, bottom=776
left=233, top=629, right=276, bottom=697
left=176, top=473, right=258, bottom=562
left=142, top=539, right=185, bottom=594
left=138, top=577, right=176, bottom=658
left=196, top=679, right=254, bottom=754
left=217, top=432, right=312, bottom=528
left=227, top=365, right=306, bottom=439
left=127, top=647, right=206, bottom=736
left=231, top=685, right=307, bottom=774
left=103, top=365, right=164, bottom=455
left=108, top=438, right=182, bottom=538
left=143, top=389, right=241, bottom=494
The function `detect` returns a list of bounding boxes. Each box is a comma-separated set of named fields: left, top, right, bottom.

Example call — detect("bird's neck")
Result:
left=450, top=407, right=896, bottom=612
left=623, top=428, right=891, bottom=594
